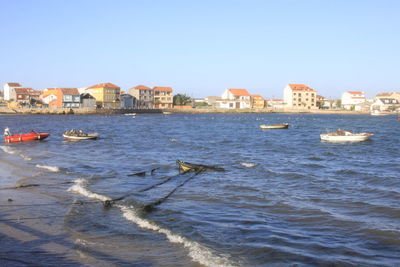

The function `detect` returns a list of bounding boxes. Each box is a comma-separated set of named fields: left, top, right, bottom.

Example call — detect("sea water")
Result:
left=0, top=113, right=399, bottom=266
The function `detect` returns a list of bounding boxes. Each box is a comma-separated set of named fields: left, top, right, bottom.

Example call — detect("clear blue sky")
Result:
left=1, top=0, right=399, bottom=99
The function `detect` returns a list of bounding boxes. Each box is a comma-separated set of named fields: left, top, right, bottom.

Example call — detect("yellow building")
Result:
left=251, top=94, right=265, bottom=108
left=86, top=83, right=120, bottom=108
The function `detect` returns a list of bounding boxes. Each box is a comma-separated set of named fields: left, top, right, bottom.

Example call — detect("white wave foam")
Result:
left=0, top=145, right=32, bottom=160
left=36, top=164, right=60, bottom=172
left=68, top=178, right=237, bottom=267
left=20, top=154, right=32, bottom=161
left=0, top=145, right=17, bottom=155
left=120, top=206, right=237, bottom=267
left=68, top=178, right=111, bottom=202
left=240, top=162, right=257, bottom=168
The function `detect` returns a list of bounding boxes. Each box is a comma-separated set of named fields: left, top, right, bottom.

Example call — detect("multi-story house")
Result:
left=371, top=98, right=399, bottom=113
left=120, top=94, right=134, bottom=109
left=129, top=85, right=154, bottom=109
left=13, top=88, right=42, bottom=105
left=218, top=88, right=252, bottom=109
left=341, top=91, right=366, bottom=110
left=14, top=88, right=33, bottom=103
left=3, top=82, right=22, bottom=101
left=251, top=94, right=265, bottom=108
left=44, top=88, right=80, bottom=108
left=153, top=86, right=173, bottom=108
left=86, top=83, right=120, bottom=108
left=283, top=84, right=317, bottom=110
left=375, top=92, right=400, bottom=103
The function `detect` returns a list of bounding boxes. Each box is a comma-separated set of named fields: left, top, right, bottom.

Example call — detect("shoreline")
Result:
left=0, top=107, right=372, bottom=115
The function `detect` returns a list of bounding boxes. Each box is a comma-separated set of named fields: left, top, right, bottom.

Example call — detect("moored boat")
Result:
left=4, top=131, right=50, bottom=143
left=320, top=129, right=373, bottom=142
left=63, top=129, right=99, bottom=140
left=260, top=123, right=289, bottom=129
left=176, top=160, right=225, bottom=172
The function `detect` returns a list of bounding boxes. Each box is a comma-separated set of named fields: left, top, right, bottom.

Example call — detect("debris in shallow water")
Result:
left=128, top=171, right=146, bottom=176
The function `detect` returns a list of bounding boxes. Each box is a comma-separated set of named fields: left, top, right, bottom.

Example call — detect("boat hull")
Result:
left=176, top=160, right=225, bottom=172
left=63, top=133, right=99, bottom=140
left=260, top=124, right=289, bottom=129
left=320, top=133, right=372, bottom=142
left=4, top=132, right=49, bottom=143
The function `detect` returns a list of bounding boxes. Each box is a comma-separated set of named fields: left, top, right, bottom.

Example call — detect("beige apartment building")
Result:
left=283, top=84, right=318, bottom=110
left=129, top=85, right=154, bottom=108
left=153, top=86, right=173, bottom=108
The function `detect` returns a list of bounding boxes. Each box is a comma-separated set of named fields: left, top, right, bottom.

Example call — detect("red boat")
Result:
left=4, top=131, right=50, bottom=143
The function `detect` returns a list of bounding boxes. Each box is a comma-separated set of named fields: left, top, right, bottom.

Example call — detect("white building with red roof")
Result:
left=3, top=82, right=22, bottom=101
left=283, top=84, right=318, bottom=110
left=341, top=91, right=366, bottom=110
left=218, top=88, right=252, bottom=109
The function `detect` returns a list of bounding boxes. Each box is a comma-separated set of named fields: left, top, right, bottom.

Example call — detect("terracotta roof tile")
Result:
left=88, top=83, right=120, bottom=89
left=132, top=85, right=152, bottom=90
left=6, top=82, right=22, bottom=87
left=228, top=89, right=251, bottom=96
left=60, top=88, right=79, bottom=95
left=347, top=91, right=364, bottom=95
left=14, top=88, right=31, bottom=95
left=153, top=86, right=173, bottom=92
left=288, top=84, right=316, bottom=92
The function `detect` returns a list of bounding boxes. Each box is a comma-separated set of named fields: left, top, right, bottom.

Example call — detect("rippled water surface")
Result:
left=1, top=113, right=399, bottom=266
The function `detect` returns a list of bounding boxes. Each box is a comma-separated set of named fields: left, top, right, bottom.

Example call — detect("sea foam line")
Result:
left=0, top=145, right=32, bottom=160
left=1, top=145, right=17, bottom=155
left=68, top=178, right=238, bottom=267
left=36, top=164, right=60, bottom=172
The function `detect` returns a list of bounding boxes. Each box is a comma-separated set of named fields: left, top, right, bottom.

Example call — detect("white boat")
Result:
left=63, top=130, right=99, bottom=140
left=320, top=129, right=373, bottom=142
left=163, top=111, right=172, bottom=115
left=124, top=113, right=136, bottom=116
left=63, top=133, right=99, bottom=140
left=371, top=110, right=389, bottom=116
left=260, top=123, right=289, bottom=129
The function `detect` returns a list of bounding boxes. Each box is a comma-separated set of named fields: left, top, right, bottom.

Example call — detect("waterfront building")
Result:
left=120, top=94, right=134, bottom=109
left=375, top=92, right=400, bottom=103
left=251, top=94, right=265, bottom=108
left=153, top=86, right=173, bottom=108
left=265, top=99, right=285, bottom=109
left=80, top=93, right=96, bottom=108
left=86, top=83, right=120, bottom=108
left=12, top=87, right=42, bottom=106
left=341, top=91, right=366, bottom=110
left=371, top=98, right=400, bottom=113
left=128, top=85, right=154, bottom=109
left=204, top=96, right=222, bottom=108
left=44, top=88, right=80, bottom=108
left=283, top=84, right=317, bottom=110
left=3, top=82, right=22, bottom=101
left=218, top=89, right=252, bottom=109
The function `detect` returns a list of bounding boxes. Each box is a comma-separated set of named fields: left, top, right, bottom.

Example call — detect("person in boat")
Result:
left=4, top=127, right=11, bottom=137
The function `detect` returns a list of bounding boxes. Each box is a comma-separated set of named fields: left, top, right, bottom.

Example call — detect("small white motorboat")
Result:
left=63, top=130, right=99, bottom=140
left=320, top=129, right=373, bottom=142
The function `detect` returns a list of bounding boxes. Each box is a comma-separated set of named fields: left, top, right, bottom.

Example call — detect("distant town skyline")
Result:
left=1, top=0, right=399, bottom=99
